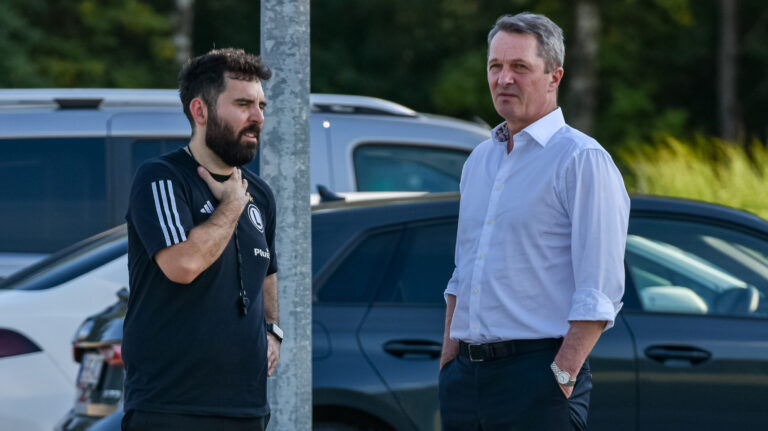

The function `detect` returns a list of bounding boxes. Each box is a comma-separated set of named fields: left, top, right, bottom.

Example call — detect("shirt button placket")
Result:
left=468, top=162, right=507, bottom=338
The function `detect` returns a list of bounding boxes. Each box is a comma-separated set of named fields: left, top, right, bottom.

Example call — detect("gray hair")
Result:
left=488, top=12, right=565, bottom=73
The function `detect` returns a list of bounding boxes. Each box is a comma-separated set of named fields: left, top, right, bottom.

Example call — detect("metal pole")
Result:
left=260, top=0, right=311, bottom=430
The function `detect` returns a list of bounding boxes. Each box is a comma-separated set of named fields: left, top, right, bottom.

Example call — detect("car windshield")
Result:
left=0, top=225, right=127, bottom=291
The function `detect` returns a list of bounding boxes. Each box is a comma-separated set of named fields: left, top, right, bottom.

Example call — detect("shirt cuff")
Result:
left=444, top=287, right=457, bottom=304
left=444, top=268, right=458, bottom=304
left=568, top=288, right=623, bottom=331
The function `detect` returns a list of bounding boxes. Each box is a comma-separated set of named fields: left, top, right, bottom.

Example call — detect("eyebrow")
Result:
left=234, top=97, right=255, bottom=104
left=488, top=57, right=530, bottom=64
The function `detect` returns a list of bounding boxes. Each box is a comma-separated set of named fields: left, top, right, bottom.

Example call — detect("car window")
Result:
left=353, top=144, right=468, bottom=192
left=130, top=138, right=188, bottom=173
left=376, top=219, right=457, bottom=304
left=626, top=218, right=768, bottom=318
left=315, top=228, right=403, bottom=303
left=0, top=138, right=109, bottom=253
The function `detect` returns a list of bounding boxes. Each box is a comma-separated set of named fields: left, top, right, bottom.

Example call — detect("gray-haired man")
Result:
left=438, top=12, right=629, bottom=430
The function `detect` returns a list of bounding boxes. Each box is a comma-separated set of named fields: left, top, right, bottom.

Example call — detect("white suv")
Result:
left=0, top=89, right=489, bottom=276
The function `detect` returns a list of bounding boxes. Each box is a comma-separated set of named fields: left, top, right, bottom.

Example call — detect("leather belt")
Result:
left=458, top=338, right=561, bottom=362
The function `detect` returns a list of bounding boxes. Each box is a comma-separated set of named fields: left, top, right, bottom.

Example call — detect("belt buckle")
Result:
left=467, top=344, right=485, bottom=362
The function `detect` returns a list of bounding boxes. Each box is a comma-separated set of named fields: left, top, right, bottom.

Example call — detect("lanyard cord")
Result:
left=234, top=227, right=250, bottom=316
left=187, top=145, right=249, bottom=316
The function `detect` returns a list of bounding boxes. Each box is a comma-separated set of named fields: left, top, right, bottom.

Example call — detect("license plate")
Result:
left=77, top=353, right=104, bottom=387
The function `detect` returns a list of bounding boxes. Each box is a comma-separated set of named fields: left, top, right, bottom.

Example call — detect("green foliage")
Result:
left=620, top=136, right=768, bottom=219
left=191, top=0, right=261, bottom=55
left=739, top=2, right=768, bottom=140
left=311, top=0, right=570, bottom=127
left=431, top=49, right=492, bottom=122
left=2, top=0, right=767, bottom=151
left=597, top=0, right=711, bottom=148
left=0, top=0, right=49, bottom=86
left=0, top=0, right=177, bottom=88
left=309, top=0, right=768, bottom=148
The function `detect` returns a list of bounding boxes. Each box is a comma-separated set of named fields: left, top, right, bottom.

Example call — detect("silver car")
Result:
left=0, top=89, right=490, bottom=277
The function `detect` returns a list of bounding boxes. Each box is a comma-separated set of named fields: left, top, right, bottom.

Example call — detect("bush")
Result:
left=619, top=135, right=768, bottom=220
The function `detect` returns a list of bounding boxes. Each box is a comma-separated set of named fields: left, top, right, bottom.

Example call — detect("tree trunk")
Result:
left=718, top=0, right=740, bottom=142
left=565, top=0, right=600, bottom=135
left=174, top=0, right=194, bottom=64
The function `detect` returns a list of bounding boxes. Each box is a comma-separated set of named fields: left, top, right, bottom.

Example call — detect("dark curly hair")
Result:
left=178, top=48, right=272, bottom=129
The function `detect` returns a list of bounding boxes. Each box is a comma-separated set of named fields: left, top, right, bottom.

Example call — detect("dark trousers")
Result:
left=439, top=345, right=592, bottom=431
left=121, top=410, right=270, bottom=431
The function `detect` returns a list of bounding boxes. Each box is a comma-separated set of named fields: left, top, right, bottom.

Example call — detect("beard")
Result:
left=205, top=110, right=260, bottom=167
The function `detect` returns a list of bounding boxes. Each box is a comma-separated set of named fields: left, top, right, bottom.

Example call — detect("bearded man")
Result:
left=122, top=48, right=282, bottom=431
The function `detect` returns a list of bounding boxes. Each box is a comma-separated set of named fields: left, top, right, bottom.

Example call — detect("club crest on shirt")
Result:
left=247, top=203, right=264, bottom=232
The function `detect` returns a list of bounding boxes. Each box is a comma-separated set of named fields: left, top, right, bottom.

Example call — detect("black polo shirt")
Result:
left=123, top=148, right=277, bottom=417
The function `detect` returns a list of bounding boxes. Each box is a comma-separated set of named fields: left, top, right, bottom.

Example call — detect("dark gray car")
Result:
left=42, top=194, right=768, bottom=430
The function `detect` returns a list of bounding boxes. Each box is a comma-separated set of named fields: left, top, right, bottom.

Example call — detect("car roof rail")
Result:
left=310, top=94, right=418, bottom=117
left=0, top=90, right=420, bottom=117
left=0, top=89, right=182, bottom=109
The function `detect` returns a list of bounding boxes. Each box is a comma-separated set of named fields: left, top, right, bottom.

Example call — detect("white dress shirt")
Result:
left=445, top=107, right=629, bottom=343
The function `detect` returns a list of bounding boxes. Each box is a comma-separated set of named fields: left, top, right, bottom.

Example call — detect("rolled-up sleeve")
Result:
left=563, top=149, right=630, bottom=330
left=445, top=155, right=471, bottom=303
left=444, top=267, right=459, bottom=302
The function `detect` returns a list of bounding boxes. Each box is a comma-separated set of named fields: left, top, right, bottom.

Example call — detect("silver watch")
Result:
left=550, top=361, right=577, bottom=387
left=266, top=323, right=283, bottom=342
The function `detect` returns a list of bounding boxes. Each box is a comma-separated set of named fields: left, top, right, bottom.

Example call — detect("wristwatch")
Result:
left=266, top=323, right=284, bottom=342
left=550, top=361, right=577, bottom=387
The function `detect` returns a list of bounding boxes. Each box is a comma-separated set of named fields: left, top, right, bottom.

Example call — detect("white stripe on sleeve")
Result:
left=151, top=181, right=172, bottom=247
left=158, top=180, right=180, bottom=244
left=165, top=180, right=187, bottom=242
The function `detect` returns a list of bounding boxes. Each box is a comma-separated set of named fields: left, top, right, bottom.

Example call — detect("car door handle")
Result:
left=645, top=345, right=712, bottom=365
left=383, top=340, right=442, bottom=359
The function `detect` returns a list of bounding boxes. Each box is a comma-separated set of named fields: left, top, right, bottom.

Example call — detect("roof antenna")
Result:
left=316, top=185, right=344, bottom=202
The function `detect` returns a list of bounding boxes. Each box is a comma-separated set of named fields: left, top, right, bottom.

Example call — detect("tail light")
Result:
left=72, top=319, right=95, bottom=363
left=99, top=344, right=123, bottom=366
left=0, top=328, right=42, bottom=359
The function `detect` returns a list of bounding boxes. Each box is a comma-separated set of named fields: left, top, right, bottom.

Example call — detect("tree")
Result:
left=174, top=0, right=195, bottom=65
left=565, top=0, right=601, bottom=135
left=718, top=0, right=740, bottom=141
left=0, top=0, right=177, bottom=88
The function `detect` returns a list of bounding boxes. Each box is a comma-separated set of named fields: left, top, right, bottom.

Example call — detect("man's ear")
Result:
left=189, top=97, right=208, bottom=128
left=549, top=67, right=564, bottom=92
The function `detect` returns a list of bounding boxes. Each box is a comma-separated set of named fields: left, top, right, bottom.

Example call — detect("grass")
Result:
left=619, top=135, right=768, bottom=220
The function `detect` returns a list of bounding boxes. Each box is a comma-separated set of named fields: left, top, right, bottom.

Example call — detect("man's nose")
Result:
left=249, top=105, right=264, bottom=124
left=499, top=66, right=515, bottom=86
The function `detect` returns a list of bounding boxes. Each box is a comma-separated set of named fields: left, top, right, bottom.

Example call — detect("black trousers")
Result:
left=439, top=345, right=592, bottom=431
left=121, top=410, right=270, bottom=431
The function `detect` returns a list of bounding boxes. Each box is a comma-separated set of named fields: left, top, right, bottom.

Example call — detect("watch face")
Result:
left=268, top=324, right=283, bottom=340
left=557, top=372, right=570, bottom=385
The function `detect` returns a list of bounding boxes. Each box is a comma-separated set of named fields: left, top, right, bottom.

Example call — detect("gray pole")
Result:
left=260, top=0, right=311, bottom=430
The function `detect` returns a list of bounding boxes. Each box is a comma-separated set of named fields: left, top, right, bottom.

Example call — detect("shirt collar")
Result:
left=491, top=107, right=565, bottom=148
left=491, top=122, right=511, bottom=146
